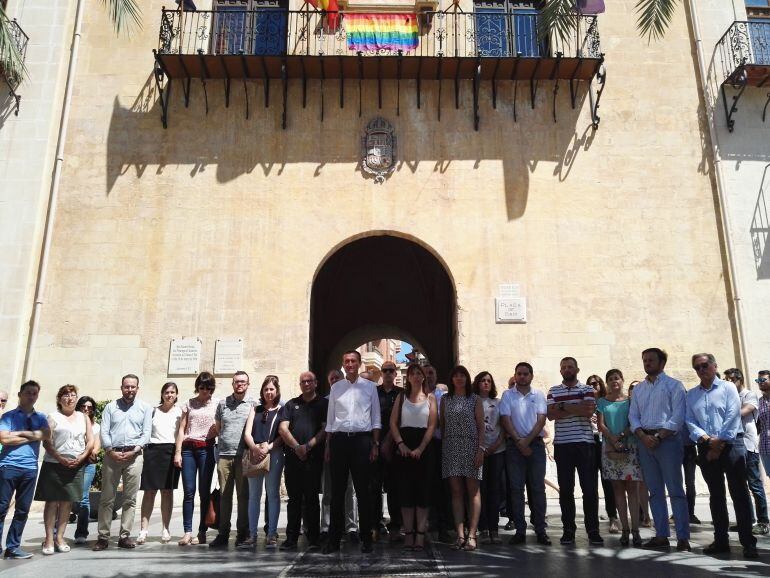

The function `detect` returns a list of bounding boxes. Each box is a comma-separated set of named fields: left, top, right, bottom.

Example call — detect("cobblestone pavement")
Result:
left=1, top=498, right=769, bottom=577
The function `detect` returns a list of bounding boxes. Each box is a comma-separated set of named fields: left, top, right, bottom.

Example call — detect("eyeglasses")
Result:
left=0, top=398, right=7, bottom=404
left=382, top=368, right=396, bottom=373
left=693, top=363, right=710, bottom=371
left=81, top=405, right=94, bottom=412
left=300, top=379, right=315, bottom=384
left=61, top=392, right=78, bottom=398
left=757, top=378, right=769, bottom=384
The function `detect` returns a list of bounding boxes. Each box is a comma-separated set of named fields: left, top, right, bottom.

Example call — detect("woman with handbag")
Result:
left=242, top=375, right=284, bottom=549
left=174, top=372, right=219, bottom=546
left=389, top=363, right=437, bottom=552
left=596, top=369, right=643, bottom=547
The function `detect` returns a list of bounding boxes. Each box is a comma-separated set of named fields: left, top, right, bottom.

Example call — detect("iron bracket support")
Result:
left=197, top=50, right=209, bottom=115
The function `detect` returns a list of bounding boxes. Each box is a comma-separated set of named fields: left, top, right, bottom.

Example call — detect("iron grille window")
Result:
left=473, top=1, right=546, bottom=57
left=212, top=0, right=288, bottom=56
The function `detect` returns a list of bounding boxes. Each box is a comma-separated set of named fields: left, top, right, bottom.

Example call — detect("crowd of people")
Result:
left=0, top=348, right=767, bottom=561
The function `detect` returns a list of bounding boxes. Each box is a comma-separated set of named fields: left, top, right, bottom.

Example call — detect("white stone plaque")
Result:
left=496, top=298, right=527, bottom=323
left=168, top=338, right=202, bottom=375
left=214, top=338, right=244, bottom=375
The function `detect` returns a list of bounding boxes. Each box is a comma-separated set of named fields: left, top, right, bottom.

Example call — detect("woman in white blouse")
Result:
left=35, top=385, right=94, bottom=554
left=138, top=382, right=182, bottom=544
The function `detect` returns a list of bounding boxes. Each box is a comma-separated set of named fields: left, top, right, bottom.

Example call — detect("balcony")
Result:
left=716, top=20, right=770, bottom=132
left=0, top=15, right=29, bottom=115
left=153, top=8, right=604, bottom=129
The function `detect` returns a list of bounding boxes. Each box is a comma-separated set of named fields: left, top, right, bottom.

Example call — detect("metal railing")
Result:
left=158, top=8, right=600, bottom=60
left=1, top=15, right=29, bottom=88
left=716, top=20, right=770, bottom=84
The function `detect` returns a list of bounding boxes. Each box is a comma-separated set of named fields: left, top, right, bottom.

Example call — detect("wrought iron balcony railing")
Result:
left=715, top=20, right=770, bottom=132
left=0, top=15, right=28, bottom=87
left=158, top=8, right=600, bottom=60
left=152, top=8, right=604, bottom=129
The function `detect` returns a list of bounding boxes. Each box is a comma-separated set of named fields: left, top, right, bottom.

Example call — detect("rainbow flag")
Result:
left=346, top=13, right=419, bottom=52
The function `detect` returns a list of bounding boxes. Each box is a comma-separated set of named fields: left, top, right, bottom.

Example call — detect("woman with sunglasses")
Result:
left=174, top=372, right=219, bottom=546
left=73, top=396, right=100, bottom=544
left=35, top=385, right=94, bottom=554
left=586, top=374, right=619, bottom=534
left=138, top=382, right=182, bottom=544
left=242, top=375, right=284, bottom=549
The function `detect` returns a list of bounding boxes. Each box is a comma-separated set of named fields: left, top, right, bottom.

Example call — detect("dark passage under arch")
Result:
left=310, top=234, right=457, bottom=385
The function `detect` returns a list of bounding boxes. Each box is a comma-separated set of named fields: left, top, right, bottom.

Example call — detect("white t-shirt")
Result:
left=150, top=405, right=183, bottom=444
left=482, top=397, right=506, bottom=454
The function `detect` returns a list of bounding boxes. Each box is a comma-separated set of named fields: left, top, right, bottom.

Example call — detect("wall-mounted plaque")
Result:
left=214, top=338, right=244, bottom=375
left=496, top=298, right=527, bottom=324
left=168, top=338, right=202, bottom=375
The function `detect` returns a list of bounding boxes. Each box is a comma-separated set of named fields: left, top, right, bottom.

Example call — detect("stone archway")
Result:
left=309, top=232, right=457, bottom=383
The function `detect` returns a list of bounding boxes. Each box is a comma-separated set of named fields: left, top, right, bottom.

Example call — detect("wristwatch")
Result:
left=653, top=432, right=661, bottom=441
left=373, top=441, right=380, bottom=447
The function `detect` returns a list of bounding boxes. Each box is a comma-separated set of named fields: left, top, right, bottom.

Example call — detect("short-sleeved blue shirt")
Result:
left=0, top=408, right=48, bottom=470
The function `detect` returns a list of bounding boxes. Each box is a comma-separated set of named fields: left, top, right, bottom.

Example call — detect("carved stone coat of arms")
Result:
left=361, top=117, right=396, bottom=183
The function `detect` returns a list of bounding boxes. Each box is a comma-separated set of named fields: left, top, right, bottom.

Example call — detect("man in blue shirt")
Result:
left=685, top=353, right=758, bottom=559
left=0, top=380, right=50, bottom=559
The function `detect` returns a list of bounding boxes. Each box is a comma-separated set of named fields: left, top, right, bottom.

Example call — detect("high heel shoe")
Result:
left=161, top=529, right=171, bottom=544
left=450, top=537, right=466, bottom=550
left=54, top=541, right=71, bottom=553
left=413, top=532, right=426, bottom=552
left=620, top=530, right=630, bottom=547
left=463, top=535, right=477, bottom=551
left=178, top=533, right=193, bottom=546
left=41, top=543, right=55, bottom=555
left=632, top=531, right=643, bottom=547
left=136, top=530, right=148, bottom=545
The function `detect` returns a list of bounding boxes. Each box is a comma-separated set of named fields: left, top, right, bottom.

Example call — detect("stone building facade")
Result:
left=1, top=0, right=768, bottom=407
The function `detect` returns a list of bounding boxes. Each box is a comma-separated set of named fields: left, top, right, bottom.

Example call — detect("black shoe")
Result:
left=690, top=515, right=702, bottom=525
left=509, top=532, right=526, bottom=545
left=588, top=533, right=604, bottom=546
left=536, top=533, right=552, bottom=546
left=321, top=542, right=340, bottom=555
left=209, top=535, right=229, bottom=549
left=744, top=546, right=760, bottom=559
left=642, top=537, right=671, bottom=550
left=504, top=520, right=515, bottom=531
left=703, top=542, right=731, bottom=555
left=361, top=541, right=374, bottom=554
left=4, top=548, right=33, bottom=559
left=279, top=539, right=297, bottom=551
left=560, top=532, right=575, bottom=545
left=347, top=531, right=360, bottom=545
left=676, top=540, right=691, bottom=552
left=377, top=524, right=390, bottom=537
left=234, top=534, right=248, bottom=547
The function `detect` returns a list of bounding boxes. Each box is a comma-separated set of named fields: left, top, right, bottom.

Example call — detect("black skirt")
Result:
left=34, top=461, right=84, bottom=502
left=141, top=443, right=180, bottom=490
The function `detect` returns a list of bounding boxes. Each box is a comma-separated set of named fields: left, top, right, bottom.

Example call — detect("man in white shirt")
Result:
left=500, top=362, right=550, bottom=546
left=322, top=351, right=381, bottom=554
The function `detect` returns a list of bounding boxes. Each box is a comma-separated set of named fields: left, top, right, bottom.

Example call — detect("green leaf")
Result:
left=538, top=0, right=578, bottom=45
left=102, top=0, right=143, bottom=36
left=0, top=7, right=27, bottom=87
left=635, top=0, right=679, bottom=42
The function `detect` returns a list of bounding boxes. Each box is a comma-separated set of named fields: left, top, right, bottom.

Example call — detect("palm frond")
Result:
left=102, top=0, right=143, bottom=36
left=538, top=0, right=578, bottom=45
left=0, top=7, right=27, bottom=87
left=635, top=0, right=679, bottom=42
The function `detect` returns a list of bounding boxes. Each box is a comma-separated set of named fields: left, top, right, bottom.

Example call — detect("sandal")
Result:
left=451, top=537, right=466, bottom=550
left=178, top=533, right=193, bottom=546
left=632, top=531, right=642, bottom=548
left=54, top=541, right=71, bottom=553
left=413, top=531, right=426, bottom=552
left=137, top=530, right=148, bottom=545
left=620, top=530, right=629, bottom=547
left=402, top=531, right=415, bottom=551
left=463, top=535, right=477, bottom=551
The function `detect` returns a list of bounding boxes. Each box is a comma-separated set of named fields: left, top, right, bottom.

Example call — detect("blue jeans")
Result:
left=745, top=451, right=769, bottom=524
left=637, top=432, right=689, bottom=539
left=506, top=438, right=547, bottom=535
left=0, top=466, right=38, bottom=552
left=247, top=450, right=284, bottom=537
left=181, top=445, right=216, bottom=534
left=75, top=463, right=97, bottom=539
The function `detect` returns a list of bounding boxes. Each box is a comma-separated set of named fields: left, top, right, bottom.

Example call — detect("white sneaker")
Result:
left=75, top=536, right=87, bottom=545
left=161, top=529, right=171, bottom=543
left=137, top=530, right=148, bottom=545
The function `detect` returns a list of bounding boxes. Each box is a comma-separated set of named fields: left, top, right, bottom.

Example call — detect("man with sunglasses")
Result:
left=757, top=371, right=770, bottom=481
left=0, top=380, right=49, bottom=559
left=372, top=361, right=403, bottom=541
left=686, top=354, right=757, bottom=559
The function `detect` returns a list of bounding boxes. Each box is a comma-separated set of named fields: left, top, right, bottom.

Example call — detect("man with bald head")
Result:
left=277, top=372, right=328, bottom=550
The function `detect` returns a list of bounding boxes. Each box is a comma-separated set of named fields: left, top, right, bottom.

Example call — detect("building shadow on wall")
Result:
left=751, top=164, right=770, bottom=280
left=106, top=72, right=597, bottom=221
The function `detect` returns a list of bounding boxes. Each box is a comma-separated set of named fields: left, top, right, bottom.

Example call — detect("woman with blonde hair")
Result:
left=35, top=385, right=94, bottom=554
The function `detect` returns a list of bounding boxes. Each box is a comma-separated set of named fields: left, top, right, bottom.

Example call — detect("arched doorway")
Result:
left=309, top=233, right=457, bottom=384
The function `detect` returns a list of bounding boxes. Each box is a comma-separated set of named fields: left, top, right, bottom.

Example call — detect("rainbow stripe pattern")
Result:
left=346, top=13, right=419, bottom=52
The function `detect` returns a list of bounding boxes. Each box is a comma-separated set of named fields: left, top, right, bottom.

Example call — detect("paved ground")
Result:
left=1, top=498, right=770, bottom=577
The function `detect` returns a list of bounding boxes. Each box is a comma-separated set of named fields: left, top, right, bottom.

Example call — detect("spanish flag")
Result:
left=345, top=13, right=419, bottom=52
left=308, top=0, right=340, bottom=30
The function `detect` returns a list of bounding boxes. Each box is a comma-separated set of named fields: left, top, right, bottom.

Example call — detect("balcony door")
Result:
left=473, top=1, right=545, bottom=57
left=213, top=0, right=288, bottom=56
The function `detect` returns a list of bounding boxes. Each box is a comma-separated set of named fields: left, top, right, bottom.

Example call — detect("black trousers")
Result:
left=682, top=444, right=698, bottom=517
left=594, top=435, right=617, bottom=519
left=284, top=452, right=323, bottom=542
left=555, top=442, right=599, bottom=535
left=698, top=441, right=756, bottom=549
left=372, top=454, right=402, bottom=531
left=329, top=433, right=374, bottom=545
